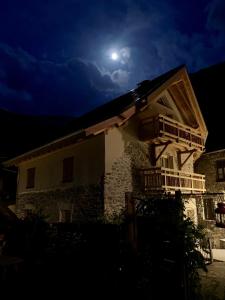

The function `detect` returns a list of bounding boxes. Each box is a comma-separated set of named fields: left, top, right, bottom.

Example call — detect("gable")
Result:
left=139, top=90, right=184, bottom=124
left=136, top=67, right=207, bottom=139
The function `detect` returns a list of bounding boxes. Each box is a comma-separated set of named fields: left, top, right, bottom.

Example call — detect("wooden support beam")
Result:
left=178, top=149, right=196, bottom=169
left=155, top=141, right=172, bottom=164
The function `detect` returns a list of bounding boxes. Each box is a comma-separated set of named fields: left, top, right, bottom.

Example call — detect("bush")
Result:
left=134, top=192, right=207, bottom=299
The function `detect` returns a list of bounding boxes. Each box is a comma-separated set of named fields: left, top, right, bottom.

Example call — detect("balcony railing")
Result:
left=140, top=167, right=205, bottom=193
left=139, top=114, right=205, bottom=150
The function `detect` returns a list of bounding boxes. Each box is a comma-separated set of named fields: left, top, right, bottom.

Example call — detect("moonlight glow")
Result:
left=111, top=52, right=119, bottom=60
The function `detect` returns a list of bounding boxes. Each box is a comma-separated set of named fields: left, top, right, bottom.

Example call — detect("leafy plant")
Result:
left=134, top=192, right=208, bottom=299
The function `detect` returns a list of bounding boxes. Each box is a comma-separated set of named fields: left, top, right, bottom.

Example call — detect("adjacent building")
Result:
left=195, top=150, right=225, bottom=248
left=4, top=66, right=208, bottom=223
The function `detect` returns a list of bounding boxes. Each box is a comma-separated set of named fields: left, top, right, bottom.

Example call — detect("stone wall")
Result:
left=201, top=220, right=225, bottom=249
left=104, top=139, right=150, bottom=217
left=104, top=120, right=152, bottom=217
left=195, top=151, right=225, bottom=248
left=16, top=183, right=104, bottom=223
left=195, top=150, right=225, bottom=193
left=104, top=153, right=132, bottom=217
left=194, top=195, right=225, bottom=249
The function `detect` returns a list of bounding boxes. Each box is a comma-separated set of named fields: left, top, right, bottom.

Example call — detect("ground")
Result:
left=199, top=250, right=225, bottom=300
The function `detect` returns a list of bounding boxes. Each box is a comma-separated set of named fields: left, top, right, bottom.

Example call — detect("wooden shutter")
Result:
left=62, top=157, right=74, bottom=182
left=26, top=168, right=35, bottom=188
left=216, top=160, right=225, bottom=181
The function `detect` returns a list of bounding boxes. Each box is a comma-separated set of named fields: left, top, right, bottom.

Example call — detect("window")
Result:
left=26, top=168, right=35, bottom=188
left=160, top=155, right=174, bottom=169
left=62, top=157, right=74, bottom=182
left=204, top=198, right=215, bottom=220
left=216, top=160, right=225, bottom=181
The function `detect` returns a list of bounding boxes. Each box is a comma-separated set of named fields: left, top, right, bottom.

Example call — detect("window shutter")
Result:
left=216, top=160, right=225, bottom=181
left=62, top=157, right=74, bottom=182
left=26, top=168, right=35, bottom=188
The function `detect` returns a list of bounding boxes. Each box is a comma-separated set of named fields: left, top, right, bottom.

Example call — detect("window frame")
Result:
left=216, top=160, right=225, bottom=182
left=160, top=155, right=174, bottom=169
left=26, top=167, right=35, bottom=189
left=203, top=198, right=216, bottom=221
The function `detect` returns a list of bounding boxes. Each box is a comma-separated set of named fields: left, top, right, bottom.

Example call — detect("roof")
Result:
left=201, top=149, right=225, bottom=156
left=4, top=65, right=193, bottom=166
left=0, top=204, right=18, bottom=226
left=66, top=64, right=185, bottom=133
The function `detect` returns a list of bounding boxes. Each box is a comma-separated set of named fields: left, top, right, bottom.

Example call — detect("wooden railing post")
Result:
left=125, top=192, right=137, bottom=253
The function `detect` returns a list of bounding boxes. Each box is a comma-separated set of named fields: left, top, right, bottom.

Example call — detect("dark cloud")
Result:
left=0, top=43, right=120, bottom=116
left=0, top=0, right=225, bottom=115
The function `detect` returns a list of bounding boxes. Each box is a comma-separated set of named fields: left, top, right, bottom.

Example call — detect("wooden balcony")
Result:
left=140, top=167, right=205, bottom=193
left=139, top=114, right=205, bottom=150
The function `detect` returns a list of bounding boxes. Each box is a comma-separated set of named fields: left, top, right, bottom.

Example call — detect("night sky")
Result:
left=0, top=0, right=225, bottom=117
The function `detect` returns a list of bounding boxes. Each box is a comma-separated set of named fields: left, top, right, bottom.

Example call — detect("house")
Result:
left=3, top=65, right=208, bottom=223
left=195, top=150, right=225, bottom=248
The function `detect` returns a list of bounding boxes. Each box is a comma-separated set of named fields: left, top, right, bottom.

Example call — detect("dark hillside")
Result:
left=0, top=109, right=73, bottom=159
left=191, top=61, right=225, bottom=152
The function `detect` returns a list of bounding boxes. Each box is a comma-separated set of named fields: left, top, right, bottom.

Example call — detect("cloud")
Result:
left=0, top=43, right=120, bottom=116
left=111, top=69, right=130, bottom=86
left=1, top=0, right=225, bottom=116
left=119, top=47, right=131, bottom=65
left=0, top=82, right=32, bottom=101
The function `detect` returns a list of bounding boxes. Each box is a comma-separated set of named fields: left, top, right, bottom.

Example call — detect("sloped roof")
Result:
left=66, top=65, right=184, bottom=133
left=0, top=204, right=18, bottom=224
left=4, top=65, right=194, bottom=166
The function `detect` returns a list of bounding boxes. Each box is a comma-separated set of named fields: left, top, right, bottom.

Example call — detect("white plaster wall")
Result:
left=105, top=126, right=126, bottom=174
left=18, top=133, right=105, bottom=193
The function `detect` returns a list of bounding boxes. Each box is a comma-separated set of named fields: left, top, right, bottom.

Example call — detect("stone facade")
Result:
left=195, top=150, right=225, bottom=193
left=104, top=140, right=151, bottom=215
left=16, top=184, right=104, bottom=223
left=104, top=121, right=152, bottom=217
left=195, top=150, right=225, bottom=248
left=103, top=117, right=199, bottom=219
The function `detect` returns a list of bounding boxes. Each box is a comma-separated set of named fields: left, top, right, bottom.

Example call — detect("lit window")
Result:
left=62, top=157, right=74, bottom=182
left=160, top=155, right=174, bottom=169
left=26, top=168, right=35, bottom=188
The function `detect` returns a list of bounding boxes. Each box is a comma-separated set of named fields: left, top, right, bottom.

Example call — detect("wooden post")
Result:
left=175, top=190, right=188, bottom=300
left=125, top=192, right=137, bottom=253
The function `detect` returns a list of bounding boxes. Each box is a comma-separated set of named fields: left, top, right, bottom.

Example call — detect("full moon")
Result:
left=111, top=52, right=119, bottom=60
